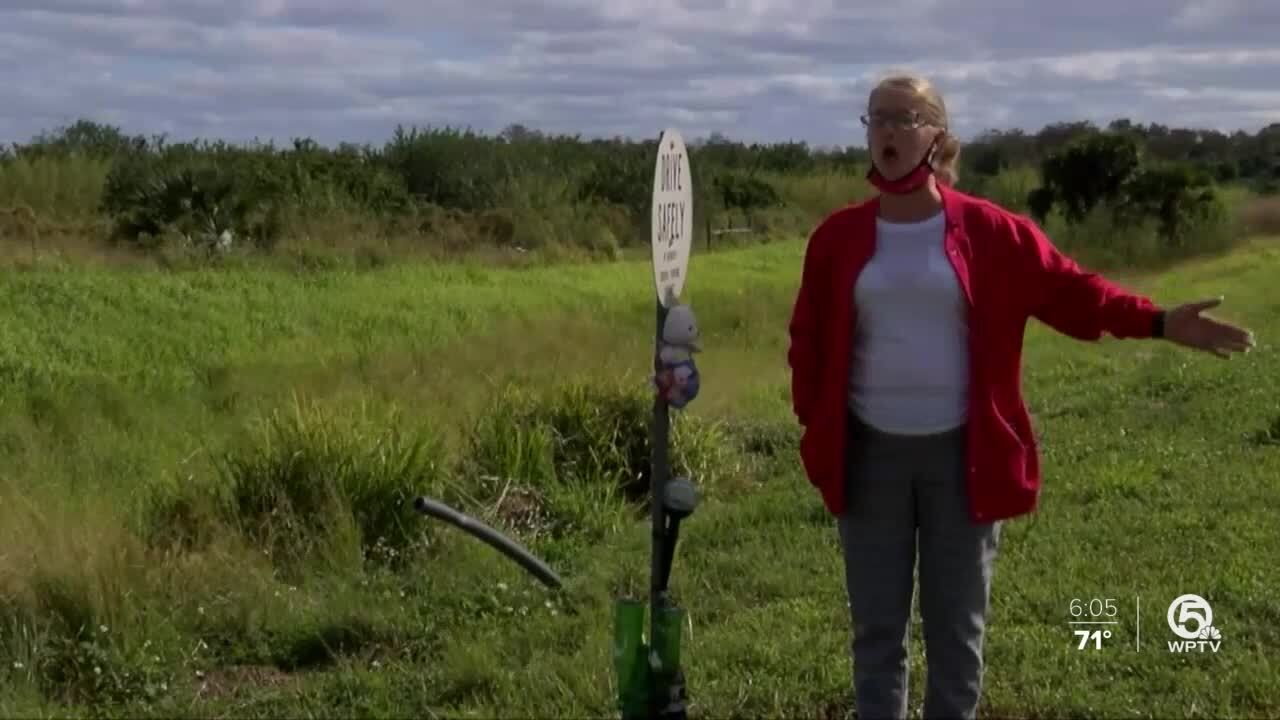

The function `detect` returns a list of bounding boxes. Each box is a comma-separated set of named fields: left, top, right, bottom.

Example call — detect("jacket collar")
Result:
left=936, top=183, right=975, bottom=306
left=936, top=182, right=968, bottom=232
left=844, top=181, right=972, bottom=256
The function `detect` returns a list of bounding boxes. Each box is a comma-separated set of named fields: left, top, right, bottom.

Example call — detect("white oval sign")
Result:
left=651, top=129, right=693, bottom=307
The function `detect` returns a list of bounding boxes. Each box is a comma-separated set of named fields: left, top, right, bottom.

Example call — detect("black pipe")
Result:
left=413, top=496, right=563, bottom=590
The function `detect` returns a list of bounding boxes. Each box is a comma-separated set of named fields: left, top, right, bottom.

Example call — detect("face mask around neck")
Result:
left=865, top=136, right=941, bottom=194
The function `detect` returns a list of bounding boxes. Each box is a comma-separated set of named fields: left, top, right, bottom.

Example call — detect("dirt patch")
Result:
left=815, top=698, right=854, bottom=719
left=193, top=664, right=301, bottom=701
left=493, top=484, right=554, bottom=536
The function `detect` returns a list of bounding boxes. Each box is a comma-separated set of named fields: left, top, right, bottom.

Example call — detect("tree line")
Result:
left=1, top=117, right=1275, bottom=258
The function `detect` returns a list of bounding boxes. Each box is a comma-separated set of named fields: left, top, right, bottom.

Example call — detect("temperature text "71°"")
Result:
left=1075, top=629, right=1112, bottom=650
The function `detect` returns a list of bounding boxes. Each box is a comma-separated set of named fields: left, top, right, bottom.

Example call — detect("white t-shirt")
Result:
left=849, top=211, right=969, bottom=434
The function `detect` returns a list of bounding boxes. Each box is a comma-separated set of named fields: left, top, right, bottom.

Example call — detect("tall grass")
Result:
left=1043, top=201, right=1243, bottom=270
left=767, top=170, right=873, bottom=219
left=1236, top=193, right=1280, bottom=237
left=966, top=165, right=1039, bottom=214
left=0, top=154, right=110, bottom=221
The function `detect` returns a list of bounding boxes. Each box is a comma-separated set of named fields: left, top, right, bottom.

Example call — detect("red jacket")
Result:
left=788, top=184, right=1163, bottom=523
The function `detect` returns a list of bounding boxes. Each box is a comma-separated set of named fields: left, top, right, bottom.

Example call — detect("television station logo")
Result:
left=1167, top=594, right=1223, bottom=653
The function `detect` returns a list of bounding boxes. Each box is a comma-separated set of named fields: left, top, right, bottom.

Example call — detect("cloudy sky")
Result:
left=2, top=1, right=1278, bottom=148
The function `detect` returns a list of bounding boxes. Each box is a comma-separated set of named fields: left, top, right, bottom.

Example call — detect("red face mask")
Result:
left=866, top=137, right=939, bottom=194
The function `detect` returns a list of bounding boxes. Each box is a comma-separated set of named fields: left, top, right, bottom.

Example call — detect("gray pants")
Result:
left=837, top=414, right=1002, bottom=720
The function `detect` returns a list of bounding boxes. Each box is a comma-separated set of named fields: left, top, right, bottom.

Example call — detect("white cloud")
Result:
left=1171, top=0, right=1244, bottom=29
left=1, top=2, right=1278, bottom=147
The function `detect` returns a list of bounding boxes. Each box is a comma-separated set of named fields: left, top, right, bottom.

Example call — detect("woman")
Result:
left=786, top=72, right=1255, bottom=719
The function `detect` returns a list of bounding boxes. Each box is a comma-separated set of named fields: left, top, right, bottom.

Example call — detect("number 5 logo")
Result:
left=1168, top=594, right=1213, bottom=640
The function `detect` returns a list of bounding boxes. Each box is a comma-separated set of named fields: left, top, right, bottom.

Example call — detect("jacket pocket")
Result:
left=790, top=360, right=823, bottom=427
left=799, top=421, right=828, bottom=489
left=985, top=396, right=1028, bottom=450
left=984, top=400, right=1038, bottom=495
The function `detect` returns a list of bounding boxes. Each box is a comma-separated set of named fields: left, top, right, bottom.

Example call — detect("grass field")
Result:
left=1, top=233, right=1278, bottom=718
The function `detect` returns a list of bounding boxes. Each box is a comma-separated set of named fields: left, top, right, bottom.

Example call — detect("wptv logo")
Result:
left=1166, top=594, right=1223, bottom=653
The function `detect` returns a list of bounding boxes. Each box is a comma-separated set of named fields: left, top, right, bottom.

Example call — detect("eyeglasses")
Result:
left=860, top=112, right=927, bottom=130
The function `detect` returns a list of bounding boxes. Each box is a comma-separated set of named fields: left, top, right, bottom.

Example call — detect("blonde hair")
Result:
left=869, top=72, right=962, bottom=185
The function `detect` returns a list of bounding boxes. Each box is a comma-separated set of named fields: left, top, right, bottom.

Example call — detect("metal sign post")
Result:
left=615, top=128, right=695, bottom=720
left=649, top=125, right=694, bottom=720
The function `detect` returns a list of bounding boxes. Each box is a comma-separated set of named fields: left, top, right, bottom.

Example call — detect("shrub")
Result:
left=1026, top=133, right=1238, bottom=262
left=383, top=125, right=513, bottom=212
left=104, top=163, right=282, bottom=251
left=1036, top=132, right=1142, bottom=222
left=1112, top=163, right=1233, bottom=260
left=712, top=173, right=782, bottom=215
left=575, top=149, right=652, bottom=225
left=98, top=138, right=413, bottom=253
left=458, top=379, right=742, bottom=539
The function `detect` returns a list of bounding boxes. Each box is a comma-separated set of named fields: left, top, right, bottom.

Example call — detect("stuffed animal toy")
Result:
left=653, top=304, right=701, bottom=409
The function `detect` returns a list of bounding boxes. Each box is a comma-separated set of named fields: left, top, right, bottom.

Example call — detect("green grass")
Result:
left=1, top=235, right=1278, bottom=718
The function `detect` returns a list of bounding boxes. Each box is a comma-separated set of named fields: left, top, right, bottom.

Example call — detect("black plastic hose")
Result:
left=413, top=496, right=563, bottom=590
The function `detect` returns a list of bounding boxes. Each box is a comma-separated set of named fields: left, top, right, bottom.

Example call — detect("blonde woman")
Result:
left=787, top=73, right=1255, bottom=719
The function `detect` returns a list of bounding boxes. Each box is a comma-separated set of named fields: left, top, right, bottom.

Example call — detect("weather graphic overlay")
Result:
left=1064, top=594, right=1228, bottom=655
left=1068, top=597, right=1125, bottom=651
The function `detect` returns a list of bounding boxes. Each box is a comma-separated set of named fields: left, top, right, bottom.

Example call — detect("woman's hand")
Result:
left=1163, top=297, right=1256, bottom=358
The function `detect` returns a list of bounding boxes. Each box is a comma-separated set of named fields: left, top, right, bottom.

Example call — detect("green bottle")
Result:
left=613, top=598, right=648, bottom=717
